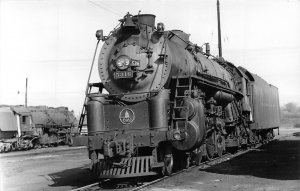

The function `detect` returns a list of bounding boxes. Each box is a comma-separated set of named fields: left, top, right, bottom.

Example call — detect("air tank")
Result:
left=149, top=89, right=169, bottom=131
left=86, top=97, right=106, bottom=135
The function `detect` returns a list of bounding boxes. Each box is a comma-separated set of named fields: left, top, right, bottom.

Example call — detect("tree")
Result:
left=285, top=102, right=298, bottom=113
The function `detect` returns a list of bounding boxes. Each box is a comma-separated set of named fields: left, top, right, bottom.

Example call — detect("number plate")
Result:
left=114, top=71, right=133, bottom=79
left=131, top=60, right=140, bottom=67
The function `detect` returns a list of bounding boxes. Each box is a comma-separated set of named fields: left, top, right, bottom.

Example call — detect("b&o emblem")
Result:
left=119, top=108, right=135, bottom=125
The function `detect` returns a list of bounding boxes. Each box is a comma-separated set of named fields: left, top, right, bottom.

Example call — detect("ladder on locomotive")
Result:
left=172, top=76, right=192, bottom=131
left=78, top=83, right=103, bottom=134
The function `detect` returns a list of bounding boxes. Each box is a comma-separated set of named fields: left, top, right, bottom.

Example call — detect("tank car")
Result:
left=75, top=12, right=280, bottom=179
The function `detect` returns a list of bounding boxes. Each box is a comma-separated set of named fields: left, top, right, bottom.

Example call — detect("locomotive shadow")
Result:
left=46, top=166, right=98, bottom=189
left=202, top=137, right=300, bottom=180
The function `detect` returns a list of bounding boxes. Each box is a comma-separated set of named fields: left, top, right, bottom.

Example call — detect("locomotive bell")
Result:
left=123, top=16, right=136, bottom=27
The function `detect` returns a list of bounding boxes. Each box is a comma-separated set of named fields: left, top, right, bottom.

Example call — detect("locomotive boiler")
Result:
left=76, top=12, right=280, bottom=179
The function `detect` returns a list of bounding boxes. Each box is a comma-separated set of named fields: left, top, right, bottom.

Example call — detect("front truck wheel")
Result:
left=159, top=144, right=174, bottom=176
left=163, top=153, right=174, bottom=176
left=194, top=147, right=203, bottom=166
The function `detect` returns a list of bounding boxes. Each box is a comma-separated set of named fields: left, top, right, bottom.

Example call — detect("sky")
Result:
left=0, top=0, right=299, bottom=116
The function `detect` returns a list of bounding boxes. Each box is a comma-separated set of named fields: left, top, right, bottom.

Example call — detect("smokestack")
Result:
left=217, top=0, right=222, bottom=58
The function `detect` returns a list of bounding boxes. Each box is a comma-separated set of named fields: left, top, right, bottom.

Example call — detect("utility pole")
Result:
left=25, top=78, right=28, bottom=107
left=217, top=0, right=222, bottom=58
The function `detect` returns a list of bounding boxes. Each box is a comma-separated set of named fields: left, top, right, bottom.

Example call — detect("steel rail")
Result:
left=128, top=153, right=231, bottom=191
left=70, top=179, right=110, bottom=191
left=70, top=142, right=269, bottom=191
left=129, top=143, right=265, bottom=191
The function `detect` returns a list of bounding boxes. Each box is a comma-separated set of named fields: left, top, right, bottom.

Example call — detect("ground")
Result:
left=0, top=127, right=299, bottom=191
left=144, top=128, right=300, bottom=191
left=0, top=146, right=97, bottom=191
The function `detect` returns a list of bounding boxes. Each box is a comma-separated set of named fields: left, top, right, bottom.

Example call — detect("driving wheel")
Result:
left=206, top=135, right=215, bottom=159
left=216, top=133, right=225, bottom=157
left=194, top=149, right=203, bottom=166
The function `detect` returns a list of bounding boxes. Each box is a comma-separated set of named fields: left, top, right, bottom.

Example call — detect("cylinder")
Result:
left=149, top=90, right=170, bottom=131
left=87, top=96, right=106, bottom=135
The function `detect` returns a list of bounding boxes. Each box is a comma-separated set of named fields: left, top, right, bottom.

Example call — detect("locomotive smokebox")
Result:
left=87, top=97, right=105, bottom=135
left=149, top=90, right=169, bottom=131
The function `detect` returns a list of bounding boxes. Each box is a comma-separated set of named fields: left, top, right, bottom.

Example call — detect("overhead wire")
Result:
left=88, top=0, right=123, bottom=17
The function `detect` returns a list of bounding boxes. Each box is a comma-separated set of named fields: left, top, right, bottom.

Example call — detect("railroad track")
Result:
left=71, top=144, right=264, bottom=191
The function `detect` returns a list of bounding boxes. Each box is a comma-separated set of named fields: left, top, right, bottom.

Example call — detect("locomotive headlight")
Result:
left=173, top=131, right=182, bottom=140
left=116, top=56, right=130, bottom=70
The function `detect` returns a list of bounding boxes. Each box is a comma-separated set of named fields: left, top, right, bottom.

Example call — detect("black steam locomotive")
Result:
left=0, top=106, right=77, bottom=152
left=75, top=12, right=280, bottom=179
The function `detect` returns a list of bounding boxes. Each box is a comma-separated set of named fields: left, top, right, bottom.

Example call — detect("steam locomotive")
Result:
left=76, top=12, right=280, bottom=179
left=0, top=105, right=77, bottom=152
left=29, top=106, right=77, bottom=145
